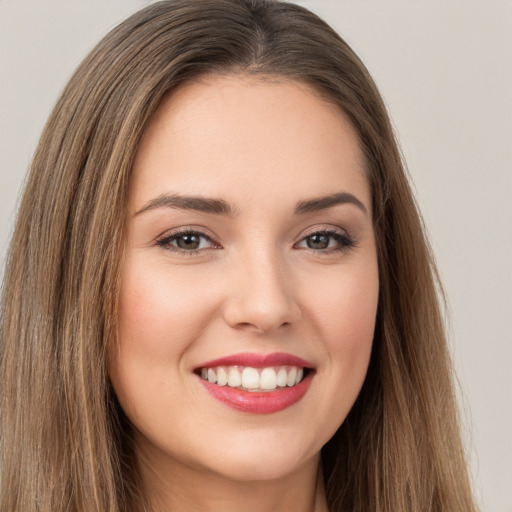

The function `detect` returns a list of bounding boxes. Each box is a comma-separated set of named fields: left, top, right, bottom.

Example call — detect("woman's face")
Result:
left=110, top=75, right=379, bottom=484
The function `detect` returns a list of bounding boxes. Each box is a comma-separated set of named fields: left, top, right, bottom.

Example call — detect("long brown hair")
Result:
left=0, top=1, right=476, bottom=510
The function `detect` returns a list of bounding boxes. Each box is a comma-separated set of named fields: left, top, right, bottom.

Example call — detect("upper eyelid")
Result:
left=155, top=224, right=353, bottom=247
left=156, top=226, right=218, bottom=242
left=297, top=224, right=351, bottom=239
left=302, top=227, right=346, bottom=235
left=294, top=226, right=356, bottom=249
left=156, top=231, right=221, bottom=256
left=297, top=230, right=353, bottom=242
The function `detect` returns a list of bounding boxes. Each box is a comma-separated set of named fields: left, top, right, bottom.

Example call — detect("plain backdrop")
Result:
left=1, top=1, right=511, bottom=511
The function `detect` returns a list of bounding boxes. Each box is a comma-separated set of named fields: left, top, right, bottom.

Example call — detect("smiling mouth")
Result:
left=195, top=365, right=310, bottom=392
left=194, top=352, right=315, bottom=413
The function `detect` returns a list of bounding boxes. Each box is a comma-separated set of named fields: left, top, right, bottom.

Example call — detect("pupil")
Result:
left=307, top=234, right=329, bottom=249
left=177, top=234, right=200, bottom=250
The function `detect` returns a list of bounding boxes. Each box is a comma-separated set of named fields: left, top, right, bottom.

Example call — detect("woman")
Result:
left=0, top=1, right=477, bottom=511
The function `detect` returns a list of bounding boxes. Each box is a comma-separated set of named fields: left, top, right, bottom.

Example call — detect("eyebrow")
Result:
left=135, top=193, right=236, bottom=216
left=135, top=191, right=368, bottom=217
left=294, top=192, right=368, bottom=215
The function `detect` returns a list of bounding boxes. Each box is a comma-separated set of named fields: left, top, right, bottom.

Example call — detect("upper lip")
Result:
left=194, top=352, right=314, bottom=370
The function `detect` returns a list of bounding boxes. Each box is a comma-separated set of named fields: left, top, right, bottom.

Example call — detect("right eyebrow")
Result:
left=134, top=193, right=236, bottom=216
left=294, top=191, right=368, bottom=216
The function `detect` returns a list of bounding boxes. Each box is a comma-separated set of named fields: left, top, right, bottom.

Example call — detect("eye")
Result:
left=296, top=229, right=355, bottom=252
left=156, top=229, right=220, bottom=253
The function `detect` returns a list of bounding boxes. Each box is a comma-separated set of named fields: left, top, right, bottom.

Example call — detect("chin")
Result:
left=205, top=452, right=317, bottom=483
left=192, top=430, right=322, bottom=483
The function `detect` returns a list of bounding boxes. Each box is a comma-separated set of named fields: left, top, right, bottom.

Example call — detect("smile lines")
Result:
left=198, top=365, right=305, bottom=391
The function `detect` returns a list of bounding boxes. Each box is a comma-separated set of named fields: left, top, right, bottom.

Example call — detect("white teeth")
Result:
left=276, top=367, right=288, bottom=387
left=242, top=367, right=260, bottom=390
left=260, top=368, right=277, bottom=390
left=286, top=367, right=297, bottom=387
left=216, top=367, right=228, bottom=386
left=207, top=368, right=217, bottom=384
left=227, top=367, right=242, bottom=387
left=199, top=365, right=307, bottom=390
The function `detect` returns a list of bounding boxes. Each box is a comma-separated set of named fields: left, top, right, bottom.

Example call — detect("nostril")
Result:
left=229, top=320, right=293, bottom=332
left=222, top=283, right=301, bottom=333
left=233, top=322, right=255, bottom=330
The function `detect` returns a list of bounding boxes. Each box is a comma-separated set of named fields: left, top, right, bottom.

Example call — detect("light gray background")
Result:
left=1, top=1, right=511, bottom=511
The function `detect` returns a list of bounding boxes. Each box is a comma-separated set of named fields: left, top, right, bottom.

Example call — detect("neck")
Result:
left=136, top=445, right=328, bottom=512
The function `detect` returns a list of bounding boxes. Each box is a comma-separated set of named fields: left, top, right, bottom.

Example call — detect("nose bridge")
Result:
left=223, top=242, right=300, bottom=333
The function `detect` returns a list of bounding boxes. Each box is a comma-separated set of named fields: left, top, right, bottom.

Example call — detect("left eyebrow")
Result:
left=135, top=193, right=236, bottom=216
left=294, top=192, right=368, bottom=215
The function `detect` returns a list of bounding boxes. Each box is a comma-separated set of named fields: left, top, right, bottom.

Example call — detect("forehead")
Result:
left=130, top=74, right=369, bottom=211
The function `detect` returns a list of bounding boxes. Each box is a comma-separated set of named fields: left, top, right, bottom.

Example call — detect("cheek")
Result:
left=116, top=259, right=216, bottom=361
left=312, top=260, right=378, bottom=336
left=110, top=259, right=219, bottom=445
left=110, top=258, right=216, bottom=412
left=307, top=260, right=379, bottom=390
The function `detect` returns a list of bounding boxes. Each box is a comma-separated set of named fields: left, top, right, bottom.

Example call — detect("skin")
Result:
left=109, top=75, right=379, bottom=512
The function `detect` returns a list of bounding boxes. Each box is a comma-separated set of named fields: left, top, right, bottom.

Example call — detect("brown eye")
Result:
left=175, top=233, right=201, bottom=250
left=157, top=230, right=218, bottom=253
left=306, top=234, right=330, bottom=249
left=296, top=229, right=356, bottom=252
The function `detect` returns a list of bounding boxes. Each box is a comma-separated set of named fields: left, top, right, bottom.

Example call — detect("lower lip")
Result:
left=198, top=373, right=313, bottom=414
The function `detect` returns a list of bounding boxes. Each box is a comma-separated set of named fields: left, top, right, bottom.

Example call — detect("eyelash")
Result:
left=156, top=228, right=219, bottom=256
left=156, top=227, right=356, bottom=255
left=295, top=228, right=356, bottom=253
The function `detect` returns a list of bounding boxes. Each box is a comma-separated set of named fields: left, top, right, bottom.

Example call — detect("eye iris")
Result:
left=307, top=234, right=330, bottom=249
left=176, top=234, right=201, bottom=250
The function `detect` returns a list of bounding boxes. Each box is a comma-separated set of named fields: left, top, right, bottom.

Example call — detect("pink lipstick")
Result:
left=194, top=352, right=314, bottom=414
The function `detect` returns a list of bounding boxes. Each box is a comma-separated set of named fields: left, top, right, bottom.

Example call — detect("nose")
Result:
left=222, top=249, right=301, bottom=334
